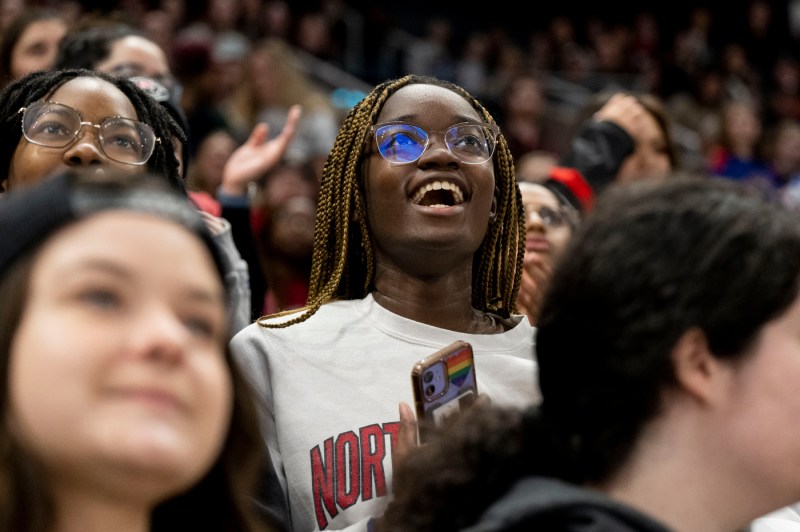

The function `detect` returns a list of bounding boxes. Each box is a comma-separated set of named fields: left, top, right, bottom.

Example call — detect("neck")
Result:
left=50, top=479, right=154, bottom=532
left=372, top=263, right=502, bottom=333
left=595, top=402, right=781, bottom=532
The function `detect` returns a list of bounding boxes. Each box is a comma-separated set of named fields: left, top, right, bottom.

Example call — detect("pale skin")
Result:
left=2, top=74, right=301, bottom=242
left=89, top=32, right=303, bottom=205
left=596, top=292, right=800, bottom=532
left=516, top=182, right=574, bottom=325
left=594, top=93, right=672, bottom=183
left=195, top=105, right=301, bottom=238
left=219, top=104, right=302, bottom=197
left=8, top=212, right=232, bottom=532
left=94, top=35, right=171, bottom=83
left=9, top=17, right=67, bottom=80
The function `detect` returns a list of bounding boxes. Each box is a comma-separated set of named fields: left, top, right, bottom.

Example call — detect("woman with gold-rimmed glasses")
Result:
left=0, top=68, right=183, bottom=193
left=517, top=181, right=580, bottom=325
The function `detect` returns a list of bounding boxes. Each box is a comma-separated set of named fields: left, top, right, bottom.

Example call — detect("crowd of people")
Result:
left=3, top=1, right=800, bottom=531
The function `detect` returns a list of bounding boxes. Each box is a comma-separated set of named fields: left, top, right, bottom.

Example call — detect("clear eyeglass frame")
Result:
left=524, top=203, right=579, bottom=228
left=370, top=121, right=500, bottom=165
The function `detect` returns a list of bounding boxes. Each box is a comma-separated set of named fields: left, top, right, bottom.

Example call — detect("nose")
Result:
left=128, top=306, right=187, bottom=366
left=62, top=124, right=108, bottom=166
left=525, top=208, right=546, bottom=231
left=417, top=132, right=459, bottom=167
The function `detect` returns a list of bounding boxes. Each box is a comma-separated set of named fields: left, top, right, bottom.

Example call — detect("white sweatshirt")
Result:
left=231, top=294, right=539, bottom=531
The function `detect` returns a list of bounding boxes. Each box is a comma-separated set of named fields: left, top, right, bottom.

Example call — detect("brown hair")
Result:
left=575, top=90, right=679, bottom=169
left=0, top=237, right=273, bottom=532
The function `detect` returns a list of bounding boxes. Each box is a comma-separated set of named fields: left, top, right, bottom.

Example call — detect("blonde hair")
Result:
left=258, top=75, right=524, bottom=328
left=228, top=37, right=331, bottom=131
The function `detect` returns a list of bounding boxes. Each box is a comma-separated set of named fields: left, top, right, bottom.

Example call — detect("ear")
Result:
left=489, top=186, right=499, bottom=222
left=0, top=178, right=6, bottom=194
left=671, top=327, right=725, bottom=405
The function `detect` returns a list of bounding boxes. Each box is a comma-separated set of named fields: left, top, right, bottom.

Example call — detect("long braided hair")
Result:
left=0, top=68, right=186, bottom=192
left=259, top=74, right=524, bottom=328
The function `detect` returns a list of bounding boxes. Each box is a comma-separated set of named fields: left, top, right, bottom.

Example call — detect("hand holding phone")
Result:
left=411, top=340, right=478, bottom=442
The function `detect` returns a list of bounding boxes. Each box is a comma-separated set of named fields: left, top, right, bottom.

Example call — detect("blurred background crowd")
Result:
left=4, top=0, right=800, bottom=184
left=4, top=0, right=800, bottom=317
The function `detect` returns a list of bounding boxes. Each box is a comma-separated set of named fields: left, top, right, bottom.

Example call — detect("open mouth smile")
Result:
left=410, top=180, right=465, bottom=207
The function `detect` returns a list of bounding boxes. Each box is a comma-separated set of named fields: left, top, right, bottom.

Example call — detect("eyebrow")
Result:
left=62, top=258, right=225, bottom=304
left=382, top=114, right=481, bottom=125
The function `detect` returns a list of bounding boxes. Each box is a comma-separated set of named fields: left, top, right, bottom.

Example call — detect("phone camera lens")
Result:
left=423, top=371, right=434, bottom=384
left=425, top=385, right=435, bottom=396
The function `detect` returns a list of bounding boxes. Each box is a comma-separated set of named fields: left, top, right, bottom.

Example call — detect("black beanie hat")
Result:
left=0, top=169, right=226, bottom=300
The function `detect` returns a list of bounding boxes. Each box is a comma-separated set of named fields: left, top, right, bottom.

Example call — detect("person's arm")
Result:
left=217, top=105, right=303, bottom=320
left=219, top=105, right=303, bottom=198
left=545, top=93, right=642, bottom=212
left=560, top=120, right=635, bottom=192
left=516, top=252, right=552, bottom=326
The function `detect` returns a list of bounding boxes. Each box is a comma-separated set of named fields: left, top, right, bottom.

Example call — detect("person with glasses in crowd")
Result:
left=0, top=66, right=259, bottom=333
left=54, top=19, right=302, bottom=325
left=231, top=74, right=538, bottom=531
left=516, top=181, right=579, bottom=325
left=0, top=168, right=276, bottom=532
left=53, top=20, right=190, bottom=174
left=0, top=67, right=297, bottom=336
left=0, top=68, right=183, bottom=192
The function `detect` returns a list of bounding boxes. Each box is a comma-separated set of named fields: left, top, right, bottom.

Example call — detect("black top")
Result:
left=462, top=477, right=671, bottom=532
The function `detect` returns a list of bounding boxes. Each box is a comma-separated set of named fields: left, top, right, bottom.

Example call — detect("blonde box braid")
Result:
left=258, top=75, right=525, bottom=329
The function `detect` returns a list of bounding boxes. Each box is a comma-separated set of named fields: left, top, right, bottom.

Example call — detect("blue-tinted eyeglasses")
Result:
left=371, top=121, right=500, bottom=164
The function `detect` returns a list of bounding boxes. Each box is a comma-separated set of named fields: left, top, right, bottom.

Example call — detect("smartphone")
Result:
left=411, top=340, right=478, bottom=442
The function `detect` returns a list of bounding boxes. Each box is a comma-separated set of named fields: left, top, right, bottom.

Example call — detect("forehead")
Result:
left=47, top=77, right=139, bottom=120
left=18, top=18, right=66, bottom=43
left=102, top=35, right=170, bottom=75
left=377, top=84, right=482, bottom=127
left=636, top=111, right=668, bottom=143
left=519, top=183, right=560, bottom=208
left=33, top=211, right=209, bottom=271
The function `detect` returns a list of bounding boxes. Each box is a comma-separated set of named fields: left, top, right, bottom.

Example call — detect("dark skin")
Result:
left=362, top=85, right=502, bottom=500
left=362, top=84, right=501, bottom=335
left=7, top=77, right=145, bottom=190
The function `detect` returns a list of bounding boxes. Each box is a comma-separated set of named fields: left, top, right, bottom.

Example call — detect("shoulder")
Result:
left=464, top=477, right=670, bottom=532
left=230, top=300, right=364, bottom=345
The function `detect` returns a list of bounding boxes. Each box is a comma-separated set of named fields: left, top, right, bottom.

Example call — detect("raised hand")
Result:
left=219, top=104, right=302, bottom=196
left=517, top=252, right=553, bottom=325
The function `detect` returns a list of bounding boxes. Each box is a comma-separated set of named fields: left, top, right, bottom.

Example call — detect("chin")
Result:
left=99, top=431, right=221, bottom=494
left=107, top=449, right=214, bottom=501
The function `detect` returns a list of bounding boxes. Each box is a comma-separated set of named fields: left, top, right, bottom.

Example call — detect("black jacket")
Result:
left=462, top=477, right=671, bottom=532
left=545, top=120, right=635, bottom=213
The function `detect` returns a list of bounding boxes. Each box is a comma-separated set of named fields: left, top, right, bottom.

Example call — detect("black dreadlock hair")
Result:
left=259, top=74, right=525, bottom=328
left=0, top=68, right=185, bottom=192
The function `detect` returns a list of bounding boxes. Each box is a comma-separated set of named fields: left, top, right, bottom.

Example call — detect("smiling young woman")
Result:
left=230, top=75, right=537, bottom=531
left=0, top=169, right=274, bottom=532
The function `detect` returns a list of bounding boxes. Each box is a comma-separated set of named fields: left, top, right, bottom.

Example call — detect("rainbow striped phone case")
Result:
left=411, top=340, right=478, bottom=442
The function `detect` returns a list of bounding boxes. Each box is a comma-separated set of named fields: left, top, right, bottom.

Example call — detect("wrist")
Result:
left=218, top=182, right=248, bottom=197
left=216, top=186, right=250, bottom=208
